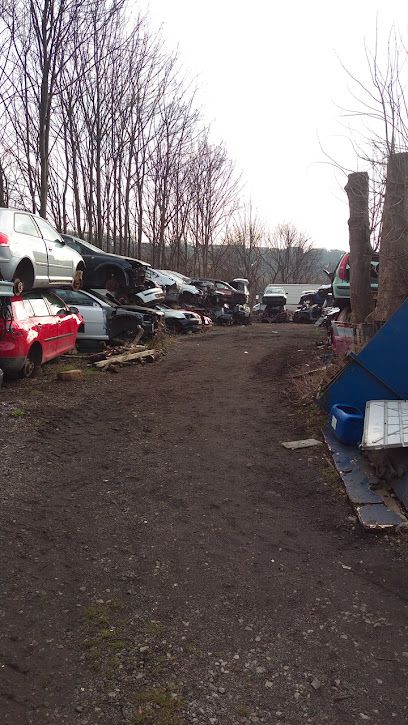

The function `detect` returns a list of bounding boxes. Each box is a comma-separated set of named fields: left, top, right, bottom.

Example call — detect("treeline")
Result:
left=0, top=0, right=238, bottom=273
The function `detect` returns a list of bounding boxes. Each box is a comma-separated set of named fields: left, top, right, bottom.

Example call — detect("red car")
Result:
left=0, top=289, right=83, bottom=377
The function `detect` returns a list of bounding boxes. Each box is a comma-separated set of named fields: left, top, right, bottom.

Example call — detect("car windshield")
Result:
left=88, top=289, right=117, bottom=307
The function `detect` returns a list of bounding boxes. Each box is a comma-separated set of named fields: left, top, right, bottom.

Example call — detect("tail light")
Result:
left=0, top=233, right=9, bottom=246
left=338, top=254, right=349, bottom=281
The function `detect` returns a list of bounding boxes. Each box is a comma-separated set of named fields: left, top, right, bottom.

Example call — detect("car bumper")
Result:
left=0, top=355, right=25, bottom=375
left=178, top=319, right=201, bottom=332
left=0, top=254, right=15, bottom=281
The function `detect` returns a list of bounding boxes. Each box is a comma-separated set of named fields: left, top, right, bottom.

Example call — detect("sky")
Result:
left=140, top=0, right=407, bottom=250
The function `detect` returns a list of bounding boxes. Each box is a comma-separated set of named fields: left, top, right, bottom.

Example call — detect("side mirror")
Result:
left=56, top=238, right=65, bottom=245
left=69, top=306, right=79, bottom=314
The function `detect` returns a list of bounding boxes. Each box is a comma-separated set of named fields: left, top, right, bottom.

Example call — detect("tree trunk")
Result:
left=344, top=172, right=373, bottom=324
left=375, top=153, right=408, bottom=321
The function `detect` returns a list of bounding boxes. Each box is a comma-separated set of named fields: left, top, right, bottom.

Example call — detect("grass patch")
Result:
left=10, top=408, right=24, bottom=418
left=133, top=686, right=183, bottom=725
left=236, top=704, right=250, bottom=717
left=144, top=620, right=166, bottom=636
left=84, top=602, right=125, bottom=673
left=146, top=329, right=167, bottom=352
left=304, top=404, right=325, bottom=439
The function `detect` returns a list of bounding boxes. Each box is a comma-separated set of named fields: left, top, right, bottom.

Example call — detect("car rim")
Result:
left=22, top=358, right=35, bottom=378
left=73, top=269, right=83, bottom=291
left=13, top=278, right=24, bottom=295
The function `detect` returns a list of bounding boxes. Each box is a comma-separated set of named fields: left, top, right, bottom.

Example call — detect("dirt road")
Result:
left=1, top=325, right=408, bottom=725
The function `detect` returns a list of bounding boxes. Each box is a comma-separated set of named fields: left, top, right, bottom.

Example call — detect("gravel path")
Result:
left=0, top=325, right=408, bottom=724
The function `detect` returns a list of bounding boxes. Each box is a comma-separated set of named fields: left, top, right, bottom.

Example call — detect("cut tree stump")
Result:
left=57, top=369, right=83, bottom=381
left=375, top=152, right=408, bottom=322
left=344, top=171, right=374, bottom=324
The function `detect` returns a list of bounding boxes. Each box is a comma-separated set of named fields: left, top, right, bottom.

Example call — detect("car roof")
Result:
left=63, top=234, right=150, bottom=268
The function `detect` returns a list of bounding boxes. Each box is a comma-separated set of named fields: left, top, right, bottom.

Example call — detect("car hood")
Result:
left=134, top=287, right=166, bottom=305
left=181, top=283, right=202, bottom=295
left=161, top=309, right=186, bottom=319
left=148, top=271, right=180, bottom=288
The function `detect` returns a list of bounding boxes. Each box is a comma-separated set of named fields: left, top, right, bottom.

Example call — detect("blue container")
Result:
left=329, top=404, right=364, bottom=446
left=318, top=298, right=408, bottom=414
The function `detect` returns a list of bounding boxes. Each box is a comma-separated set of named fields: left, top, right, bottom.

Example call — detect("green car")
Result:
left=327, top=252, right=379, bottom=309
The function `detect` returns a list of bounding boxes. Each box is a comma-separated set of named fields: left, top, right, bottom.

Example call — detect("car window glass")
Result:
left=64, top=237, right=82, bottom=254
left=14, top=213, right=40, bottom=237
left=56, top=290, right=97, bottom=307
left=22, top=299, right=35, bottom=317
left=43, top=292, right=67, bottom=315
left=35, top=217, right=61, bottom=242
left=215, top=282, right=228, bottom=290
left=24, top=292, right=49, bottom=317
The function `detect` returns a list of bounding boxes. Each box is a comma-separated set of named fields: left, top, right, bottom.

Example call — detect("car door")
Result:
left=42, top=291, right=78, bottom=355
left=23, top=291, right=57, bottom=360
left=55, top=289, right=107, bottom=340
left=34, top=217, right=73, bottom=283
left=13, top=212, right=49, bottom=283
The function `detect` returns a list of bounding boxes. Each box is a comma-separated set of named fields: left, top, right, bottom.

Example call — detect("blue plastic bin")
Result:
left=329, top=404, right=364, bottom=446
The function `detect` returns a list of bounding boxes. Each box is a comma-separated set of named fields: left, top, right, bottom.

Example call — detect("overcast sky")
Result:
left=140, top=0, right=407, bottom=250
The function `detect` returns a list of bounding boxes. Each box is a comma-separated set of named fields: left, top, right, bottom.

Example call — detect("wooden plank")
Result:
left=93, top=349, right=159, bottom=368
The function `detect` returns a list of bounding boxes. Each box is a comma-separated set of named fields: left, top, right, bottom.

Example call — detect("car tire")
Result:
left=21, top=345, right=42, bottom=378
left=72, top=267, right=84, bottom=291
left=12, top=260, right=35, bottom=294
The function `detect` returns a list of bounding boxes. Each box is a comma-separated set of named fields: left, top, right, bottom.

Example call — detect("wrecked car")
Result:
left=292, top=285, right=332, bottom=324
left=253, top=286, right=289, bottom=322
left=0, top=289, right=83, bottom=377
left=146, top=269, right=203, bottom=304
left=325, top=252, right=379, bottom=310
left=230, top=278, right=250, bottom=304
left=190, top=278, right=247, bottom=307
left=54, top=288, right=163, bottom=351
left=153, top=304, right=202, bottom=334
left=62, top=234, right=149, bottom=297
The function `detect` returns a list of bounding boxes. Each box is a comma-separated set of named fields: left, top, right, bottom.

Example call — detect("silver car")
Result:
left=54, top=288, right=165, bottom=351
left=0, top=208, right=85, bottom=293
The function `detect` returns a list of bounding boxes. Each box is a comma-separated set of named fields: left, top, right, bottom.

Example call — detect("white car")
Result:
left=146, top=268, right=202, bottom=303
left=155, top=304, right=202, bottom=334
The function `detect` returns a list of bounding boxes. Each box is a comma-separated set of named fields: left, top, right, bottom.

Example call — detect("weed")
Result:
left=83, top=602, right=125, bottom=674
left=145, top=620, right=166, bottom=636
left=133, top=686, right=183, bottom=725
left=146, top=329, right=166, bottom=352
left=236, top=704, right=250, bottom=717
left=10, top=408, right=24, bottom=418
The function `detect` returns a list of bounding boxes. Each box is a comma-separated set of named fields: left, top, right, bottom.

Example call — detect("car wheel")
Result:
left=72, top=267, right=84, bottom=291
left=13, top=278, right=24, bottom=295
left=12, top=260, right=35, bottom=294
left=21, top=345, right=42, bottom=378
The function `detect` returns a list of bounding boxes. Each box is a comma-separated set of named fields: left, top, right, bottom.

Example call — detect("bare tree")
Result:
left=261, top=223, right=318, bottom=283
